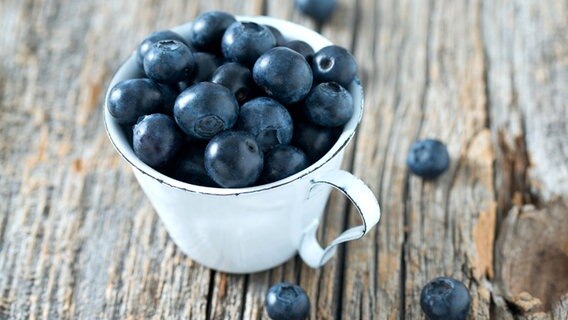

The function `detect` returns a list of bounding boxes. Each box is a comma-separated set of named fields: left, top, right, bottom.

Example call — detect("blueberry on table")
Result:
left=136, top=30, right=189, bottom=68
left=420, top=277, right=471, bottom=320
left=294, top=0, right=337, bottom=22
left=292, top=119, right=341, bottom=163
left=108, top=78, right=163, bottom=125
left=190, top=11, right=236, bottom=53
left=312, top=45, right=357, bottom=89
left=204, top=130, right=264, bottom=188
left=173, top=145, right=218, bottom=187
left=222, top=21, right=276, bottom=67
left=304, top=82, right=353, bottom=127
left=188, top=52, right=220, bottom=83
left=237, top=97, right=293, bottom=152
left=265, top=282, right=310, bottom=320
left=133, top=114, right=182, bottom=168
left=406, top=139, right=450, bottom=179
left=265, top=25, right=286, bottom=46
left=282, top=40, right=315, bottom=63
left=253, top=47, right=313, bottom=104
left=143, top=40, right=195, bottom=84
left=211, top=62, right=255, bottom=104
left=261, top=145, right=309, bottom=184
left=174, top=82, right=239, bottom=140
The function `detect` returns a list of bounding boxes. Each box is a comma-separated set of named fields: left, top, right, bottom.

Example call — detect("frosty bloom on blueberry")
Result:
left=237, top=97, right=293, bottom=152
left=173, top=82, right=239, bottom=140
left=265, top=282, right=310, bottom=320
left=407, top=139, right=450, bottom=179
left=106, top=10, right=361, bottom=188
left=420, top=277, right=471, bottom=320
left=253, top=47, right=313, bottom=104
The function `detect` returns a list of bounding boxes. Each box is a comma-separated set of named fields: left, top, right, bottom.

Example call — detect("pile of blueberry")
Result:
left=108, top=11, right=358, bottom=188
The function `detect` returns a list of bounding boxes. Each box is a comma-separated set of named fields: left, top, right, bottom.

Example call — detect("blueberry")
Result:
left=143, top=40, right=195, bottom=84
left=265, top=25, right=286, bottom=46
left=157, top=84, right=179, bottom=115
left=174, top=82, right=239, bottom=140
left=204, top=130, right=263, bottom=188
left=133, top=114, right=182, bottom=168
left=304, top=82, right=353, bottom=127
left=211, top=62, right=255, bottom=104
left=137, top=30, right=189, bottom=69
left=406, top=139, right=450, bottom=179
left=222, top=21, right=276, bottom=67
left=178, top=81, right=191, bottom=92
left=265, top=282, right=310, bottom=320
left=173, top=144, right=218, bottom=187
left=108, top=78, right=163, bottom=125
left=261, top=145, right=309, bottom=184
left=190, top=11, right=236, bottom=53
left=237, top=97, right=293, bottom=152
left=189, top=52, right=220, bottom=83
left=420, top=277, right=471, bottom=320
left=293, top=119, right=341, bottom=163
left=253, top=47, right=313, bottom=104
left=282, top=40, right=315, bottom=63
left=294, top=0, right=337, bottom=22
left=312, top=45, right=357, bottom=88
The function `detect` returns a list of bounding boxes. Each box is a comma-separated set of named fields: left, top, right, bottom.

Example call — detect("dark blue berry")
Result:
left=312, top=45, right=357, bottom=88
left=261, top=145, right=309, bottom=184
left=293, top=119, right=341, bottom=163
left=108, top=78, right=163, bottom=125
left=406, top=139, right=450, bottom=179
left=189, top=52, right=220, bottom=83
left=133, top=114, right=182, bottom=168
left=304, top=82, right=353, bottom=127
left=253, top=47, right=313, bottom=104
left=137, top=30, right=189, bottom=68
left=294, top=0, right=337, bottom=22
left=190, top=11, right=236, bottom=54
left=282, top=40, right=315, bottom=63
left=157, top=84, right=179, bottom=115
left=173, top=144, right=218, bottom=187
left=237, top=97, right=293, bottom=152
left=265, top=25, right=286, bottom=46
left=143, top=40, right=195, bottom=84
left=420, top=277, right=471, bottom=320
left=178, top=81, right=191, bottom=92
left=204, top=130, right=263, bottom=188
left=174, top=82, right=239, bottom=140
left=222, top=21, right=276, bottom=67
left=211, top=62, right=255, bottom=104
left=265, top=282, right=310, bottom=320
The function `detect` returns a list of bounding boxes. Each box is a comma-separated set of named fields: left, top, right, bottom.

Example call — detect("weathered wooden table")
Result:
left=1, top=0, right=567, bottom=319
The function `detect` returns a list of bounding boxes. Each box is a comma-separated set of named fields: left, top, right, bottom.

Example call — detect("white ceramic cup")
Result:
left=104, top=16, right=381, bottom=274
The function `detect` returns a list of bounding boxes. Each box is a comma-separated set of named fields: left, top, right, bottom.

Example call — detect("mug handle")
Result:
left=299, top=170, right=381, bottom=268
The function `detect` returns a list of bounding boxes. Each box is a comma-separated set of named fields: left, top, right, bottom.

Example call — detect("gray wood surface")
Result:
left=0, top=0, right=566, bottom=319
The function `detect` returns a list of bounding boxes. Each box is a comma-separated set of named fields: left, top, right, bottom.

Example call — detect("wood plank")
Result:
left=340, top=0, right=432, bottom=318
left=403, top=0, right=494, bottom=318
left=483, top=0, right=568, bottom=318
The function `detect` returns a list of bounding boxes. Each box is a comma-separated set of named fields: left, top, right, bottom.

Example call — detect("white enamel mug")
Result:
left=104, top=16, right=381, bottom=274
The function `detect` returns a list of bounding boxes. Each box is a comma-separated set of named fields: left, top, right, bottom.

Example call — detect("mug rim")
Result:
left=103, top=16, right=364, bottom=196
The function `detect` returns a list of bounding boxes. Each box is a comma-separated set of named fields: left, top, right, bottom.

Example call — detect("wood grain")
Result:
left=0, top=0, right=566, bottom=319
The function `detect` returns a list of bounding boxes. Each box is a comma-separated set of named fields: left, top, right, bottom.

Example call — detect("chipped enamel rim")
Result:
left=103, top=16, right=364, bottom=196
